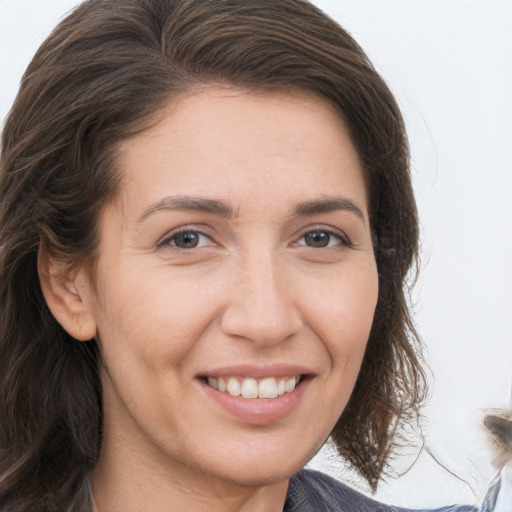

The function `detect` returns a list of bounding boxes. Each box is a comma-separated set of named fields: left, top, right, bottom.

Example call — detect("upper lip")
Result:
left=198, top=363, right=315, bottom=379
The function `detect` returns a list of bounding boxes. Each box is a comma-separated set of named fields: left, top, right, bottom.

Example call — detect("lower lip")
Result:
left=199, top=378, right=310, bottom=425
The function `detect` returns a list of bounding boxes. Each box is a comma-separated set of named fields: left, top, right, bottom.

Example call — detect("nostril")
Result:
left=220, top=306, right=302, bottom=347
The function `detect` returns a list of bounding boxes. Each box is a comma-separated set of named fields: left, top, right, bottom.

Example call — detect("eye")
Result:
left=159, top=230, right=212, bottom=249
left=296, top=230, right=350, bottom=249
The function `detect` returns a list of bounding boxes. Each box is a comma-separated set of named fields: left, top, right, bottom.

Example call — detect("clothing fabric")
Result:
left=284, top=469, right=492, bottom=512
left=481, top=463, right=512, bottom=512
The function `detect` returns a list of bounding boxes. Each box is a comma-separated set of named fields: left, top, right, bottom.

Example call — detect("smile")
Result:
left=204, top=376, right=302, bottom=399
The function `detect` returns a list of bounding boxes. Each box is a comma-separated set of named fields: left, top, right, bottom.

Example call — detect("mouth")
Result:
left=197, top=369, right=312, bottom=424
left=199, top=375, right=306, bottom=399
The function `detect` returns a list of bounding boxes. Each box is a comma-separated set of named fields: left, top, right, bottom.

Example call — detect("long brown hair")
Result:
left=0, top=0, right=426, bottom=509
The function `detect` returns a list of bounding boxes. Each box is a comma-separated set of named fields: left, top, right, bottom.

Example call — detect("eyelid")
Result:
left=157, top=225, right=216, bottom=249
left=293, top=225, right=353, bottom=248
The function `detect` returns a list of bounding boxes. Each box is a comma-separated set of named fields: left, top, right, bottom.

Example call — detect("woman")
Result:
left=0, top=0, right=496, bottom=510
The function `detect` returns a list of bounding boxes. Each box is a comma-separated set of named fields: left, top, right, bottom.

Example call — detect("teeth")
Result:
left=258, top=377, right=278, bottom=399
left=241, top=378, right=259, bottom=398
left=205, top=375, right=301, bottom=399
left=284, top=377, right=296, bottom=393
left=227, top=377, right=241, bottom=397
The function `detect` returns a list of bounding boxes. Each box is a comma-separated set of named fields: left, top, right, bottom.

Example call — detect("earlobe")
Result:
left=37, top=251, right=97, bottom=341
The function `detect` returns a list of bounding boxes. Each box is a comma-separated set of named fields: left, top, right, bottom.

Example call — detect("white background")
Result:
left=1, top=0, right=511, bottom=508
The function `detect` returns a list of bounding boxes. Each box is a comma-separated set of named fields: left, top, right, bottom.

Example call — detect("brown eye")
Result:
left=162, top=231, right=211, bottom=249
left=304, top=232, right=331, bottom=248
left=173, top=233, right=200, bottom=248
left=296, top=229, right=352, bottom=249
left=298, top=231, right=350, bottom=249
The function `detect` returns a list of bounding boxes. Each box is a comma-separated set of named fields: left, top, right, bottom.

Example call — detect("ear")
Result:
left=38, top=250, right=97, bottom=341
left=484, top=415, right=512, bottom=449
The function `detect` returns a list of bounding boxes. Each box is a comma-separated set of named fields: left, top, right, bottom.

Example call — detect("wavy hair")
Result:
left=0, top=0, right=426, bottom=509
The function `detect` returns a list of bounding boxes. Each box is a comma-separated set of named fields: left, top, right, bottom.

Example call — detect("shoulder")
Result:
left=284, top=469, right=479, bottom=512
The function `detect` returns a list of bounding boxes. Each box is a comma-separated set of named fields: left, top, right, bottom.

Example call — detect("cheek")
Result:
left=309, top=281, right=378, bottom=432
left=92, top=265, right=221, bottom=371
left=306, top=260, right=378, bottom=422
left=308, top=262, right=379, bottom=352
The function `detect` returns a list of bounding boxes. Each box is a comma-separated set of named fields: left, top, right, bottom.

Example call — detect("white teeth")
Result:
left=241, top=378, right=259, bottom=398
left=206, top=375, right=301, bottom=399
left=258, top=377, right=279, bottom=399
left=227, top=377, right=241, bottom=397
left=284, top=377, right=296, bottom=393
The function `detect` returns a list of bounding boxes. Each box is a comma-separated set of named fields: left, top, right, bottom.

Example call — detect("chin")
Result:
left=217, top=462, right=303, bottom=488
left=199, top=434, right=324, bottom=487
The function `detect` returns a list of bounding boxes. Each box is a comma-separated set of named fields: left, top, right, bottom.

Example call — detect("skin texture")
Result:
left=42, top=88, right=379, bottom=512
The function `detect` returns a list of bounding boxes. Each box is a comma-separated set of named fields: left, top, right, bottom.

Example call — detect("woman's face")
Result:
left=82, top=88, right=378, bottom=488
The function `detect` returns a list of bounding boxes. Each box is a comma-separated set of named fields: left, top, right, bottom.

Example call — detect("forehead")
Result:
left=113, top=87, right=367, bottom=220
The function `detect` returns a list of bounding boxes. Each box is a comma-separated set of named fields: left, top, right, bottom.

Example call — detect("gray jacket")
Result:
left=284, top=469, right=500, bottom=512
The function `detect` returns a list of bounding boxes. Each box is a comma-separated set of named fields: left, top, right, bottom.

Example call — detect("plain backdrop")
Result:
left=1, top=0, right=511, bottom=508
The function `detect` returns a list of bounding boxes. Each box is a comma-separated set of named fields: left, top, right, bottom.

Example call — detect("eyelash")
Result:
left=158, top=226, right=353, bottom=251
left=294, top=228, right=353, bottom=249
left=157, top=227, right=214, bottom=250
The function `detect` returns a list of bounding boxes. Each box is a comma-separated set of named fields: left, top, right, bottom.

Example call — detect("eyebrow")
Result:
left=137, top=194, right=365, bottom=223
left=292, top=196, right=365, bottom=220
left=137, top=196, right=237, bottom=223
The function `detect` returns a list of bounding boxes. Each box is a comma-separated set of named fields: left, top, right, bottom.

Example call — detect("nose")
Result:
left=220, top=252, right=303, bottom=347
